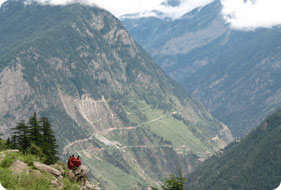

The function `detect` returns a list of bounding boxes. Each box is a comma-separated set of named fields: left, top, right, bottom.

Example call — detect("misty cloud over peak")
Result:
left=118, top=0, right=214, bottom=19
left=0, top=0, right=215, bottom=19
left=0, top=0, right=281, bottom=30
left=221, top=0, right=281, bottom=30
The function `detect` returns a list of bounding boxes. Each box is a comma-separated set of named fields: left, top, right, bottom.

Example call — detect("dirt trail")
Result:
left=120, top=144, right=172, bottom=149
left=63, top=132, right=97, bottom=154
left=63, top=112, right=176, bottom=154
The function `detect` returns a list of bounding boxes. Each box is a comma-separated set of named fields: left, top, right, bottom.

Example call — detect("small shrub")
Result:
left=0, top=153, right=18, bottom=168
left=63, top=178, right=80, bottom=190
left=0, top=151, right=42, bottom=168
left=0, top=139, right=7, bottom=151
left=27, top=143, right=46, bottom=162
left=19, top=153, right=41, bottom=167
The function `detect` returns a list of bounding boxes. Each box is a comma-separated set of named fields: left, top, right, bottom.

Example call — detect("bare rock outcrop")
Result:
left=68, top=165, right=99, bottom=190
left=9, top=160, right=29, bottom=176
left=31, top=169, right=44, bottom=179
left=82, top=180, right=100, bottom=190
left=69, top=165, right=88, bottom=184
left=33, top=161, right=62, bottom=179
left=51, top=164, right=65, bottom=176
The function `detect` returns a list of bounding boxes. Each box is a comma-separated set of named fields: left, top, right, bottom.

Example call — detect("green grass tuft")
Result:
left=63, top=178, right=80, bottom=190
left=0, top=152, right=41, bottom=168
left=0, top=167, right=51, bottom=190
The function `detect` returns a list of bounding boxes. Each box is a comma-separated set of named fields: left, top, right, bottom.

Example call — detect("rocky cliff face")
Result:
left=0, top=1, right=232, bottom=189
left=122, top=0, right=281, bottom=137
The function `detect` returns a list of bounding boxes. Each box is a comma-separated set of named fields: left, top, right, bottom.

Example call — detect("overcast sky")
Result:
left=0, top=0, right=281, bottom=30
left=221, top=0, right=281, bottom=30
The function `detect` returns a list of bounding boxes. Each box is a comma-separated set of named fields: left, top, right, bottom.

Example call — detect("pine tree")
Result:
left=152, top=168, right=185, bottom=190
left=28, top=112, right=42, bottom=147
left=161, top=168, right=185, bottom=190
left=10, top=135, right=19, bottom=149
left=40, top=117, right=59, bottom=164
left=9, top=113, right=59, bottom=165
left=5, top=137, right=11, bottom=148
left=0, top=134, right=5, bottom=151
left=11, top=121, right=30, bottom=152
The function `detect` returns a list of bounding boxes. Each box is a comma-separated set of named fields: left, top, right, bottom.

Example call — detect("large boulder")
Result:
left=33, top=161, right=62, bottom=178
left=74, top=165, right=88, bottom=178
left=81, top=180, right=100, bottom=190
left=71, top=165, right=100, bottom=190
left=31, top=169, right=44, bottom=179
left=51, top=164, right=65, bottom=176
left=9, top=160, right=29, bottom=176
left=69, top=165, right=88, bottom=184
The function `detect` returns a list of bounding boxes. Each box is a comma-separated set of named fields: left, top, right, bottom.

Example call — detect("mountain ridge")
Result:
left=122, top=0, right=281, bottom=137
left=0, top=1, right=233, bottom=189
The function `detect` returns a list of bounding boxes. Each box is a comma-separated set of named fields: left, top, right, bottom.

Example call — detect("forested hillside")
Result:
left=185, top=110, right=281, bottom=190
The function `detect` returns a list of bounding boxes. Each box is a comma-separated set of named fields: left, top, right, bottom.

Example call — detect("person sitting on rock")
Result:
left=67, top=155, right=76, bottom=170
left=74, top=155, right=81, bottom=167
left=67, top=155, right=73, bottom=169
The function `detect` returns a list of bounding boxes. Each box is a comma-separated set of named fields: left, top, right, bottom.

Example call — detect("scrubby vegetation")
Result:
left=151, top=169, right=185, bottom=190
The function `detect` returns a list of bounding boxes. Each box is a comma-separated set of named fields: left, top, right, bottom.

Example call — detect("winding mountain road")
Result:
left=63, top=111, right=176, bottom=154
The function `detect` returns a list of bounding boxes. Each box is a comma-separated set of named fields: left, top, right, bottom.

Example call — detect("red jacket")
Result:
left=70, top=156, right=76, bottom=162
left=67, top=158, right=74, bottom=169
left=74, top=158, right=81, bottom=167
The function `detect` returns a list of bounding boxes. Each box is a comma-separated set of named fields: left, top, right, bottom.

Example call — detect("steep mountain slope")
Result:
left=122, top=0, right=281, bottom=137
left=0, top=1, right=233, bottom=189
left=185, top=110, right=281, bottom=190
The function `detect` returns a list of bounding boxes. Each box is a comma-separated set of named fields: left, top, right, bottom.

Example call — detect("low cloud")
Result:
left=117, top=0, right=214, bottom=19
left=221, top=0, right=281, bottom=30
left=154, top=0, right=214, bottom=19
left=1, top=0, right=280, bottom=30
left=0, top=0, right=96, bottom=7
left=0, top=0, right=5, bottom=6
left=25, top=0, right=96, bottom=6
left=0, top=0, right=214, bottom=19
